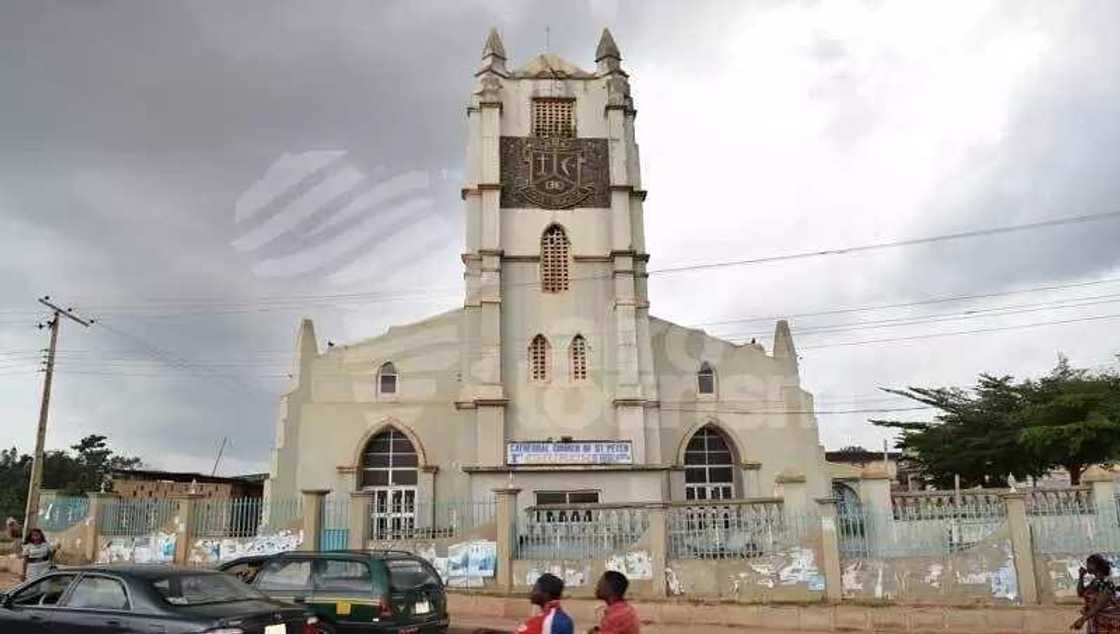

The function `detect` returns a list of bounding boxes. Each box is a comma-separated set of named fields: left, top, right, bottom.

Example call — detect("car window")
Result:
left=151, top=573, right=265, bottom=605
left=223, top=562, right=264, bottom=584
left=255, top=559, right=312, bottom=592
left=11, top=575, right=77, bottom=607
left=65, top=576, right=130, bottom=611
left=386, top=559, right=440, bottom=591
left=314, top=559, right=373, bottom=593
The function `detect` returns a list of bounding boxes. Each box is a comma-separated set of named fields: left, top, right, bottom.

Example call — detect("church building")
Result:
left=267, top=29, right=831, bottom=519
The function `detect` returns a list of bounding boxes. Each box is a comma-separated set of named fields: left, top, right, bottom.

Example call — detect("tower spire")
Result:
left=773, top=320, right=799, bottom=373
left=596, top=28, right=623, bottom=75
left=478, top=27, right=508, bottom=77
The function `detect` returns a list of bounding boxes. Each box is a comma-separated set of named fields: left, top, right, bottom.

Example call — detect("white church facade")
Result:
left=267, top=29, right=831, bottom=518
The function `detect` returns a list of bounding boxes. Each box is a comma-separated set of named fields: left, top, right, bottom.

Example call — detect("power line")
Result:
left=3, top=209, right=1117, bottom=317
left=649, top=209, right=1120, bottom=275
left=800, top=311, right=1120, bottom=351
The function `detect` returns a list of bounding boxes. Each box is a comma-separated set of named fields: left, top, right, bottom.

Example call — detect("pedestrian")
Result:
left=588, top=571, right=640, bottom=634
left=1073, top=554, right=1120, bottom=633
left=21, top=528, right=53, bottom=581
left=516, top=573, right=573, bottom=634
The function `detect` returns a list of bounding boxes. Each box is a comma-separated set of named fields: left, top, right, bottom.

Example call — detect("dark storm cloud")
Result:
left=0, top=0, right=1117, bottom=469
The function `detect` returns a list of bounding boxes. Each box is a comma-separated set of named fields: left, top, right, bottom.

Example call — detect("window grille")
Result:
left=532, top=98, right=575, bottom=138
left=569, top=335, right=588, bottom=381
left=684, top=425, right=735, bottom=501
left=540, top=225, right=570, bottom=293
left=378, top=362, right=397, bottom=396
left=697, top=361, right=716, bottom=395
left=529, top=334, right=551, bottom=382
left=360, top=428, right=419, bottom=488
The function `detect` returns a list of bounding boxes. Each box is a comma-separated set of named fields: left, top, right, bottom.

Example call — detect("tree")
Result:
left=0, top=435, right=141, bottom=523
left=1017, top=358, right=1120, bottom=484
left=873, top=358, right=1120, bottom=487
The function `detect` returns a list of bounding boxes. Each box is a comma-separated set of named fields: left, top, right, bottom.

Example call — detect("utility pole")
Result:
left=23, top=297, right=91, bottom=540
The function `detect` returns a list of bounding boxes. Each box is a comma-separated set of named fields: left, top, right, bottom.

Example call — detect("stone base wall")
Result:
left=448, top=594, right=1078, bottom=633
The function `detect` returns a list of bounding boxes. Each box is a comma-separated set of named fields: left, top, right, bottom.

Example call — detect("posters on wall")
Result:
left=605, top=551, right=653, bottom=580
left=97, top=533, right=176, bottom=564
left=189, top=530, right=304, bottom=565
left=447, top=540, right=496, bottom=579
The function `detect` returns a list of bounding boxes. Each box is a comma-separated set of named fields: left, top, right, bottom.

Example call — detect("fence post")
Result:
left=815, top=497, right=843, bottom=602
left=173, top=493, right=203, bottom=565
left=774, top=470, right=808, bottom=513
left=348, top=491, right=371, bottom=550
left=83, top=492, right=116, bottom=563
left=301, top=489, right=330, bottom=551
left=1001, top=491, right=1039, bottom=604
left=648, top=503, right=669, bottom=597
left=1083, top=466, right=1116, bottom=513
left=856, top=465, right=892, bottom=514
left=492, top=487, right=520, bottom=593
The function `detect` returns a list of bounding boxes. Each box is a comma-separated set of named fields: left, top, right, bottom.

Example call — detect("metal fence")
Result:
left=891, top=490, right=1007, bottom=521
left=1031, top=499, right=1120, bottom=554
left=192, top=497, right=265, bottom=538
left=38, top=496, right=90, bottom=533
left=840, top=504, right=1007, bottom=559
left=97, top=498, right=180, bottom=536
left=668, top=499, right=812, bottom=560
left=517, top=504, right=650, bottom=560
left=320, top=495, right=350, bottom=550
left=1027, top=487, right=1095, bottom=516
left=363, top=498, right=497, bottom=542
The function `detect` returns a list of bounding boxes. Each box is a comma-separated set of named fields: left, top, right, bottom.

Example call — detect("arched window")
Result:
left=569, top=334, right=588, bottom=381
left=529, top=334, right=551, bottom=382
left=684, top=425, right=735, bottom=500
left=377, top=362, right=397, bottom=396
left=359, top=427, right=419, bottom=539
left=359, top=428, right=418, bottom=489
left=697, top=362, right=716, bottom=395
left=540, top=225, right=570, bottom=293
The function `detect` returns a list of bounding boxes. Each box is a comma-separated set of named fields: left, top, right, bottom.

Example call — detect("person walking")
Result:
left=517, top=573, right=574, bottom=634
left=1073, top=554, right=1120, bottom=633
left=21, top=528, right=53, bottom=581
left=588, top=571, right=640, bottom=634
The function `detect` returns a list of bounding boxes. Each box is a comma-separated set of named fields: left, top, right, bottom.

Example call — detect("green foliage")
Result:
left=0, top=435, right=141, bottom=522
left=874, top=357, right=1120, bottom=487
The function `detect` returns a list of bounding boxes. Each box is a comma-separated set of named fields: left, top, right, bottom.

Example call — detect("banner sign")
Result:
left=506, top=441, right=633, bottom=465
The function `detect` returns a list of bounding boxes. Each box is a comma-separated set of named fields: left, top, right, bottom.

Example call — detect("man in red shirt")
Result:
left=589, top=571, right=640, bottom=634
left=516, top=573, right=574, bottom=634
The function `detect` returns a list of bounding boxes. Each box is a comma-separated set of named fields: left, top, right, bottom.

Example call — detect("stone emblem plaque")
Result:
left=500, top=136, right=610, bottom=209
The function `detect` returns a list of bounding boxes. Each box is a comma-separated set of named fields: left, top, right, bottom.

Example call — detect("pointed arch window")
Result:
left=684, top=425, right=735, bottom=500
left=529, top=334, right=551, bottom=382
left=540, top=225, right=570, bottom=293
left=359, top=428, right=418, bottom=489
left=697, top=362, right=716, bottom=395
left=378, top=362, right=397, bottom=396
left=569, top=334, right=588, bottom=382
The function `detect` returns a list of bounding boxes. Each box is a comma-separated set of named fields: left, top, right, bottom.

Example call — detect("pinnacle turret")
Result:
left=596, top=28, right=623, bottom=75
left=477, top=27, right=508, bottom=77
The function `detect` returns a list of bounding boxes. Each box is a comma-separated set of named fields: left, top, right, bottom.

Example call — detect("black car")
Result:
left=0, top=565, right=321, bottom=633
left=219, top=551, right=449, bottom=633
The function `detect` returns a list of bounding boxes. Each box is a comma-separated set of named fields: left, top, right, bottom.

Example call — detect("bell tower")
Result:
left=460, top=28, right=659, bottom=470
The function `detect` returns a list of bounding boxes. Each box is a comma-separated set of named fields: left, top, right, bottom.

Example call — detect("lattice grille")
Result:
left=532, top=98, right=575, bottom=138
left=570, top=335, right=588, bottom=381
left=698, top=362, right=716, bottom=395
left=540, top=225, right=570, bottom=293
left=529, top=334, right=550, bottom=382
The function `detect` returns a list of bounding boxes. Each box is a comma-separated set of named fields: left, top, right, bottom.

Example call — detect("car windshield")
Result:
left=151, top=573, right=267, bottom=605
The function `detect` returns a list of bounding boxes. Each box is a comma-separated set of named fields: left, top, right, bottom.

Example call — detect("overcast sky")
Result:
left=1, top=0, right=1118, bottom=476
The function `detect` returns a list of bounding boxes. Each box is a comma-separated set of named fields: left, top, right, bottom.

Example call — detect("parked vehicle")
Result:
left=219, top=550, right=449, bottom=633
left=0, top=564, right=321, bottom=633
